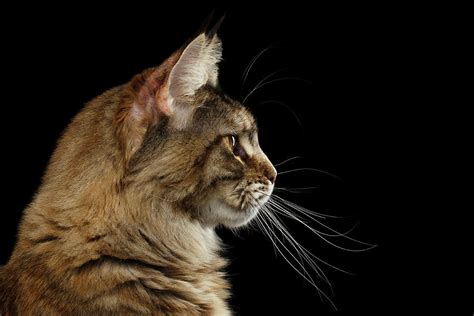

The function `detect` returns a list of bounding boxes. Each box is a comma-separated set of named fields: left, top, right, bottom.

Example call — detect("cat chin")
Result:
left=204, top=199, right=259, bottom=228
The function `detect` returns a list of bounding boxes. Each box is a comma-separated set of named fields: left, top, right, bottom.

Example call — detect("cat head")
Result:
left=114, top=25, right=276, bottom=228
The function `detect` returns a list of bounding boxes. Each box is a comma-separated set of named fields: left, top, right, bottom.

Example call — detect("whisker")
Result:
left=254, top=210, right=280, bottom=258
left=274, top=186, right=320, bottom=193
left=274, top=156, right=304, bottom=168
left=266, top=197, right=359, bottom=238
left=258, top=209, right=322, bottom=287
left=261, top=206, right=335, bottom=283
left=256, top=100, right=304, bottom=133
left=277, top=168, right=342, bottom=182
left=271, top=195, right=376, bottom=247
left=269, top=200, right=375, bottom=252
left=242, top=69, right=287, bottom=104
left=253, top=196, right=338, bottom=286
left=258, top=206, right=337, bottom=309
left=243, top=77, right=310, bottom=104
left=240, top=46, right=274, bottom=94
left=255, top=192, right=375, bottom=250
left=264, top=199, right=355, bottom=277
left=264, top=193, right=332, bottom=219
left=271, top=196, right=333, bottom=221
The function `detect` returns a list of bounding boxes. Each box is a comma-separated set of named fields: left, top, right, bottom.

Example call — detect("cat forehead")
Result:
left=193, top=87, right=256, bottom=132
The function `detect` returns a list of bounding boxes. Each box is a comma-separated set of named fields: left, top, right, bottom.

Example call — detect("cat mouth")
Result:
left=203, top=182, right=273, bottom=227
left=238, top=185, right=273, bottom=212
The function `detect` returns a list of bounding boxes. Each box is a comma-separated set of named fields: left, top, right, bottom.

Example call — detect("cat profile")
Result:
left=0, top=18, right=276, bottom=315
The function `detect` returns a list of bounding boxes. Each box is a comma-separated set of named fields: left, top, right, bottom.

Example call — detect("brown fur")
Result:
left=1, top=29, right=276, bottom=315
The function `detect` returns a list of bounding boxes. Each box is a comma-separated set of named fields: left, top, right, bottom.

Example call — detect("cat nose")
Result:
left=263, top=166, right=277, bottom=184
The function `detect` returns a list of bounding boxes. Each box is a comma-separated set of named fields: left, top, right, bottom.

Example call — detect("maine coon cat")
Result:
left=0, top=18, right=277, bottom=314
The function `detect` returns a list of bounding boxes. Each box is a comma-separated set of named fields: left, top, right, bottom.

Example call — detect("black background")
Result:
left=0, top=4, right=462, bottom=315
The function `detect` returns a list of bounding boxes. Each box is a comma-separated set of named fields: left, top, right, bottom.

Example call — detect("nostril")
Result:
left=268, top=174, right=276, bottom=184
left=264, top=169, right=277, bottom=184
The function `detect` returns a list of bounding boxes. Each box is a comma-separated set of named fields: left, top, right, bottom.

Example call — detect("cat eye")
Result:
left=229, top=135, right=247, bottom=160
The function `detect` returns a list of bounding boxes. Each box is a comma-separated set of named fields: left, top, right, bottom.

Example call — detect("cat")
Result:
left=0, top=19, right=276, bottom=315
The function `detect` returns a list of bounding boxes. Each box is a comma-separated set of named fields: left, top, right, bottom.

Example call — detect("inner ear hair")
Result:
left=167, top=33, right=222, bottom=101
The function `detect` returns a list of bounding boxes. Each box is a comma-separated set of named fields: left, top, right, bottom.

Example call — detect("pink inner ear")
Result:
left=137, top=50, right=183, bottom=117
left=132, top=69, right=172, bottom=118
left=156, top=84, right=172, bottom=117
left=115, top=48, right=185, bottom=163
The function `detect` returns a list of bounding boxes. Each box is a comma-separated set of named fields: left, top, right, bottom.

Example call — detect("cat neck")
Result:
left=113, top=194, right=224, bottom=269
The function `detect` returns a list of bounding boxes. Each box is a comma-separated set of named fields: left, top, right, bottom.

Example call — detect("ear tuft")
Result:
left=206, top=13, right=226, bottom=39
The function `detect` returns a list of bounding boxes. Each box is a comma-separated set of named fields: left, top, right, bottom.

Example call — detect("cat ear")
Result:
left=115, top=29, right=223, bottom=163
left=160, top=32, right=222, bottom=128
left=166, top=13, right=225, bottom=100
left=168, top=33, right=221, bottom=100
